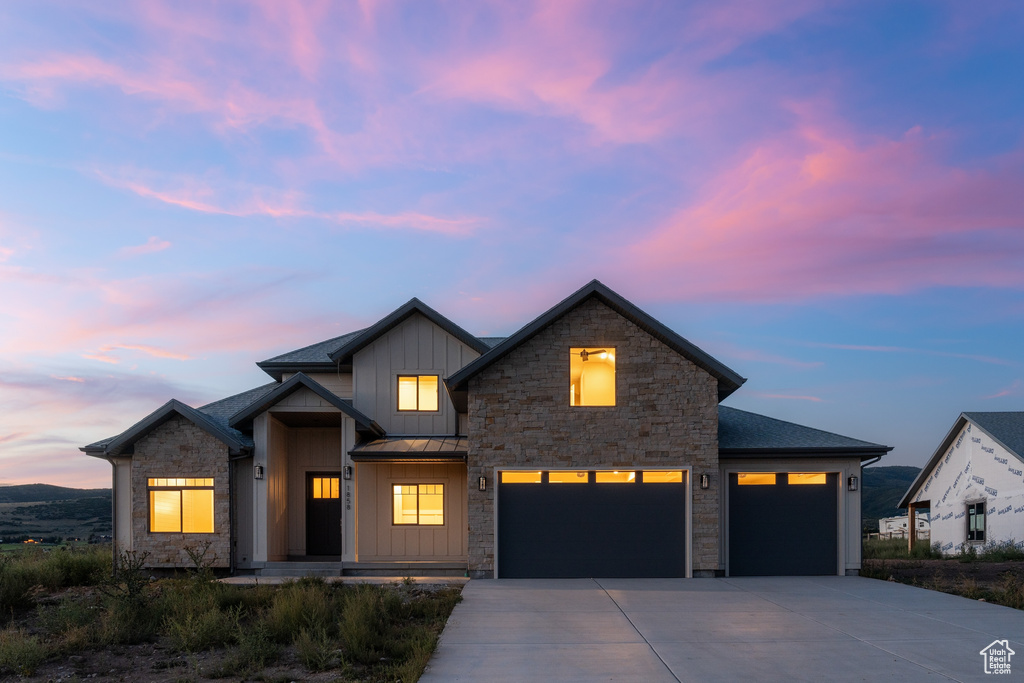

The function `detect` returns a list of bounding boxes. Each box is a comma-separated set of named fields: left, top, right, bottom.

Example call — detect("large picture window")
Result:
left=148, top=478, right=214, bottom=533
left=392, top=484, right=444, bottom=525
left=397, top=375, right=439, bottom=412
left=967, top=501, right=985, bottom=542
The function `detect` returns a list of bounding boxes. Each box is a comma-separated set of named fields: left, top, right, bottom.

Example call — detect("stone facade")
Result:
left=466, top=297, right=720, bottom=577
left=130, top=416, right=231, bottom=568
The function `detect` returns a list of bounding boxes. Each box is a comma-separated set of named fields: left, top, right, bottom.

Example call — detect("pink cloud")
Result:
left=710, top=340, right=824, bottom=369
left=94, top=170, right=482, bottom=235
left=983, top=379, right=1021, bottom=399
left=804, top=342, right=1017, bottom=367
left=620, top=113, right=1024, bottom=302
left=117, top=236, right=171, bottom=258
left=50, top=375, right=85, bottom=383
left=0, top=246, right=13, bottom=262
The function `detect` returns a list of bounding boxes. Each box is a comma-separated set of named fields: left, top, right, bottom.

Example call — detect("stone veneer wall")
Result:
left=466, top=297, right=720, bottom=577
left=130, top=416, right=231, bottom=568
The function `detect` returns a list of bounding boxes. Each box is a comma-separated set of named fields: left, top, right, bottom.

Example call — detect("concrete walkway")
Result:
left=420, top=576, right=1024, bottom=682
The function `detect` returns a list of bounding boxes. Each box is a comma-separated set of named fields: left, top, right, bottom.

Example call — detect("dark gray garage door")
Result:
left=728, top=472, right=838, bottom=576
left=498, top=470, right=686, bottom=578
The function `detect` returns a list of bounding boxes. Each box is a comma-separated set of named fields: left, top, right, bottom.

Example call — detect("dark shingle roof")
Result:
left=478, top=337, right=506, bottom=348
left=963, top=412, right=1024, bottom=460
left=446, top=280, right=746, bottom=411
left=718, top=406, right=891, bottom=457
left=81, top=383, right=279, bottom=455
left=898, top=411, right=1024, bottom=508
left=257, top=329, right=367, bottom=379
left=327, top=298, right=490, bottom=363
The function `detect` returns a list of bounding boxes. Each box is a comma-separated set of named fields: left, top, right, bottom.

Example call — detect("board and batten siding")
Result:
left=352, top=313, right=480, bottom=435
left=286, top=427, right=342, bottom=556
left=281, top=372, right=352, bottom=399
left=112, top=457, right=132, bottom=553
left=233, top=456, right=254, bottom=566
left=266, top=415, right=290, bottom=561
left=912, top=421, right=1024, bottom=554
left=355, top=463, right=467, bottom=561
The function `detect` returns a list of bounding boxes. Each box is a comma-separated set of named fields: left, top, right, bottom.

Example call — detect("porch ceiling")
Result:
left=270, top=410, right=345, bottom=428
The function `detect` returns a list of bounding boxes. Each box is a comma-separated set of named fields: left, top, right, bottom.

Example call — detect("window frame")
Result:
left=392, top=483, right=445, bottom=526
left=396, top=374, right=441, bottom=413
left=147, top=477, right=215, bottom=534
left=569, top=346, right=616, bottom=407
left=967, top=501, right=986, bottom=542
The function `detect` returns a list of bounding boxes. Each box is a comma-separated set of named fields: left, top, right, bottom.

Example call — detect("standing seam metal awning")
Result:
left=349, top=436, right=467, bottom=462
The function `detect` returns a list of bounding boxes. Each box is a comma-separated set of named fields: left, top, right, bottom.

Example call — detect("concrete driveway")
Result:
left=420, top=576, right=1024, bottom=682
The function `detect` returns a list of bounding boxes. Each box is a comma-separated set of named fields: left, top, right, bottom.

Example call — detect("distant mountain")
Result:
left=0, top=484, right=111, bottom=542
left=0, top=484, right=110, bottom=504
left=861, top=465, right=920, bottom=532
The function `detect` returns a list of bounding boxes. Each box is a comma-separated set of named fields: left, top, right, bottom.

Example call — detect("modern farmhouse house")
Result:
left=899, top=412, right=1024, bottom=554
left=82, top=280, right=890, bottom=578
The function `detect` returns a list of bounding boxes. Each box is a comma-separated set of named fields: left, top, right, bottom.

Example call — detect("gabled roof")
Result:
left=257, top=329, right=366, bottom=380
left=445, top=280, right=746, bottom=411
left=718, top=406, right=891, bottom=459
left=228, top=372, right=384, bottom=438
left=898, top=411, right=1024, bottom=508
left=80, top=399, right=249, bottom=458
left=327, top=297, right=491, bottom=364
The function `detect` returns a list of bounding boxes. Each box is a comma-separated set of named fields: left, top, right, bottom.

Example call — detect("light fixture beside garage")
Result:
left=253, top=465, right=264, bottom=480
left=847, top=476, right=859, bottom=492
left=478, top=476, right=487, bottom=491
left=700, top=474, right=710, bottom=490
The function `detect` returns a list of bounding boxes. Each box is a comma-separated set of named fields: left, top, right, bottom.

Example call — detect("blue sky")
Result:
left=1, top=1, right=1022, bottom=487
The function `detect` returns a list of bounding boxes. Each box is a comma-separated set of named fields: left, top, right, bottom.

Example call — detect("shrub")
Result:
left=862, top=537, right=941, bottom=560
left=0, top=627, right=49, bottom=676
left=338, top=585, right=401, bottom=665
left=295, top=626, right=337, bottom=672
left=265, top=579, right=337, bottom=643
left=46, top=545, right=111, bottom=587
left=978, top=540, right=1024, bottom=562
left=0, top=553, right=36, bottom=612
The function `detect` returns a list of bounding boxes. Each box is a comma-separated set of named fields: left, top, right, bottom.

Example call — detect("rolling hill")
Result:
left=0, top=484, right=112, bottom=542
left=861, top=465, right=920, bottom=532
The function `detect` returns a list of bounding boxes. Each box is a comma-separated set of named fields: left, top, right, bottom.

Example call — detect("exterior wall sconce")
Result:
left=478, top=476, right=487, bottom=491
left=700, top=474, right=710, bottom=490
left=253, top=465, right=264, bottom=480
left=847, top=476, right=859, bottom=492
left=343, top=466, right=353, bottom=481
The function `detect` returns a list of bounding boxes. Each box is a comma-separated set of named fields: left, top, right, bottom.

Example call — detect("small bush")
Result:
left=0, top=554, right=36, bottom=612
left=214, top=618, right=280, bottom=677
left=265, top=579, right=337, bottom=643
left=0, top=627, right=49, bottom=676
left=46, top=545, right=111, bottom=586
left=978, top=540, right=1024, bottom=562
left=862, top=538, right=941, bottom=560
left=296, top=625, right=337, bottom=672
left=99, top=592, right=164, bottom=644
left=338, top=585, right=401, bottom=665
left=166, top=604, right=237, bottom=652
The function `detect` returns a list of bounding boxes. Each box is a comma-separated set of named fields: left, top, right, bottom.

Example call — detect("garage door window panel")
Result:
left=595, top=470, right=635, bottom=483
left=788, top=473, right=827, bottom=485
left=642, top=471, right=684, bottom=483
left=737, top=473, right=776, bottom=485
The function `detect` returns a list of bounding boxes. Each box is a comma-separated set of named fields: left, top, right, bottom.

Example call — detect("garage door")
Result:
left=498, top=469, right=686, bottom=578
left=728, top=472, right=837, bottom=576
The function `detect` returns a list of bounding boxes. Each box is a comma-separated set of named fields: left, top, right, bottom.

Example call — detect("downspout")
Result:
left=862, top=455, right=884, bottom=468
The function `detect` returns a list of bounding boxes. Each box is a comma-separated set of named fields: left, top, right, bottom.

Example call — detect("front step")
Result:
left=255, top=561, right=466, bottom=578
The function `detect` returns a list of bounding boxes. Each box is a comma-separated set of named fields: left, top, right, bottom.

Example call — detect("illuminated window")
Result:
left=148, top=478, right=214, bottom=533
left=788, top=473, right=827, bottom=485
left=548, top=470, right=589, bottom=483
left=392, top=484, right=444, bottom=525
left=397, top=375, right=439, bottom=412
left=570, top=347, right=615, bottom=406
left=501, top=471, right=542, bottom=484
left=311, top=477, right=340, bottom=499
left=643, top=471, right=684, bottom=483
left=967, top=501, right=985, bottom=541
left=596, top=470, right=635, bottom=483
left=737, top=473, right=776, bottom=486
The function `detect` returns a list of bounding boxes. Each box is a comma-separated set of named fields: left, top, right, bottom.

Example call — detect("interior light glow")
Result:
left=737, top=472, right=776, bottom=486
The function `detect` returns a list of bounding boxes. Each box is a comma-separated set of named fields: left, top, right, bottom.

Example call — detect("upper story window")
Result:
left=397, top=375, right=439, bottom=412
left=570, top=347, right=615, bottom=406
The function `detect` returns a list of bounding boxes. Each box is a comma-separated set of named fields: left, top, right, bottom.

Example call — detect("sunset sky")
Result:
left=1, top=1, right=1022, bottom=488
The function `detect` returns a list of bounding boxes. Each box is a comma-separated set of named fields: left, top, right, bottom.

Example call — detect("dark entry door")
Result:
left=498, top=472, right=686, bottom=578
left=306, top=473, right=341, bottom=556
left=728, top=472, right=837, bottom=576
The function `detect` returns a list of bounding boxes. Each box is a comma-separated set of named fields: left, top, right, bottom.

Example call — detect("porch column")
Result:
left=908, top=503, right=917, bottom=552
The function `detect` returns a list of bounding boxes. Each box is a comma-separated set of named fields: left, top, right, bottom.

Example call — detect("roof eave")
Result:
left=255, top=361, right=348, bottom=381
left=720, top=446, right=892, bottom=460
left=898, top=413, right=971, bottom=508
left=446, top=280, right=745, bottom=401
left=327, top=298, right=490, bottom=364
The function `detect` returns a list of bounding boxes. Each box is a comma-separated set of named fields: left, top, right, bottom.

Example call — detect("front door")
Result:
left=306, top=473, right=341, bottom=556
